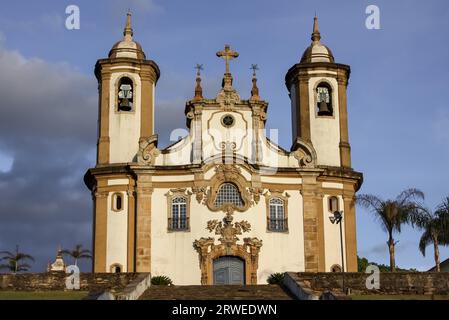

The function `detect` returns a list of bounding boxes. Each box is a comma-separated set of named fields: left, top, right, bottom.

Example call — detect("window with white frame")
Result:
left=112, top=193, right=124, bottom=212
left=268, top=198, right=287, bottom=231
left=328, top=196, right=339, bottom=213
left=213, top=183, right=244, bottom=208
left=170, top=197, right=188, bottom=230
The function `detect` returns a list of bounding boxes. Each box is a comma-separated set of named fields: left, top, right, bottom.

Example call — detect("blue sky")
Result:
left=0, top=0, right=448, bottom=272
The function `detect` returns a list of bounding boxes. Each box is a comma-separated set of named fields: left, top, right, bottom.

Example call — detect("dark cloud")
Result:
left=0, top=46, right=97, bottom=271
left=0, top=42, right=193, bottom=272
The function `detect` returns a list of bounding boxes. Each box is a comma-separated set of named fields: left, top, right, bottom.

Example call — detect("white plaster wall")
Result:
left=109, top=72, right=143, bottom=163
left=202, top=110, right=253, bottom=161
left=322, top=182, right=344, bottom=190
left=156, top=137, right=193, bottom=166
left=323, top=195, right=347, bottom=271
left=106, top=192, right=128, bottom=272
left=151, top=175, right=195, bottom=182
left=260, top=176, right=303, bottom=184
left=150, top=187, right=305, bottom=285
left=108, top=179, right=129, bottom=186
left=308, top=76, right=341, bottom=167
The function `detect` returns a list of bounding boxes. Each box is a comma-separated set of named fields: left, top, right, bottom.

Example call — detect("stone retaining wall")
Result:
left=287, top=272, right=449, bottom=296
left=0, top=273, right=141, bottom=293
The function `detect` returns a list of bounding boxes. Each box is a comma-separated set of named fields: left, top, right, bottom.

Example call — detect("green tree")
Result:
left=0, top=245, right=35, bottom=273
left=357, top=188, right=424, bottom=272
left=410, top=197, right=449, bottom=272
left=61, top=244, right=92, bottom=267
left=357, top=256, right=416, bottom=273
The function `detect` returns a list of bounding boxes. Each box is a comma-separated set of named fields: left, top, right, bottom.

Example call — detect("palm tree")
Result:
left=357, top=188, right=424, bottom=272
left=410, top=197, right=449, bottom=272
left=61, top=244, right=92, bottom=267
left=0, top=245, right=35, bottom=273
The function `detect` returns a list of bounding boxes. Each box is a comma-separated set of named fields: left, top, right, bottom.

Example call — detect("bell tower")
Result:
left=87, top=13, right=160, bottom=274
left=286, top=16, right=351, bottom=168
left=95, top=12, right=160, bottom=165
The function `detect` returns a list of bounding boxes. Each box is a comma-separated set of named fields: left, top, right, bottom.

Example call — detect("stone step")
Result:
left=140, top=285, right=295, bottom=300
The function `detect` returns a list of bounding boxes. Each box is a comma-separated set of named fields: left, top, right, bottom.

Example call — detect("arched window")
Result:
left=213, top=183, right=244, bottom=208
left=331, top=264, right=342, bottom=273
left=112, top=193, right=124, bottom=212
left=118, top=77, right=134, bottom=112
left=316, top=82, right=333, bottom=116
left=110, top=264, right=122, bottom=273
left=171, top=197, right=188, bottom=230
left=328, top=196, right=339, bottom=213
left=268, top=198, right=286, bottom=231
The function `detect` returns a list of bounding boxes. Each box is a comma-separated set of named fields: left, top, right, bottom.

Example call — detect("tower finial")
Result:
left=124, top=11, right=134, bottom=41
left=216, top=45, right=239, bottom=89
left=250, top=64, right=260, bottom=101
left=311, top=15, right=321, bottom=43
left=193, top=64, right=204, bottom=101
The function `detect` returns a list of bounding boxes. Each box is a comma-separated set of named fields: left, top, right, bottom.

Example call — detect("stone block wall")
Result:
left=291, top=272, right=449, bottom=295
left=0, top=273, right=141, bottom=293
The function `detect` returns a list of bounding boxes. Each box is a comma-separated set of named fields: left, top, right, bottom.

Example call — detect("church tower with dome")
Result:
left=84, top=13, right=363, bottom=285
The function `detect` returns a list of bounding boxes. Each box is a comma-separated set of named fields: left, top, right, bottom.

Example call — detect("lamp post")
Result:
left=329, top=210, right=345, bottom=294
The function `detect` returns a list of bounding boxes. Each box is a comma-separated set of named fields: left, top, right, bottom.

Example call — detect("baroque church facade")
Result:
left=84, top=13, right=363, bottom=285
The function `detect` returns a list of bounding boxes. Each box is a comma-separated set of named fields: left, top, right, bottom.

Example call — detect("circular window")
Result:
left=221, top=114, right=235, bottom=128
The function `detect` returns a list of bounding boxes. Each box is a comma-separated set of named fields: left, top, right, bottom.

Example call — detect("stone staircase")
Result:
left=140, top=285, right=295, bottom=300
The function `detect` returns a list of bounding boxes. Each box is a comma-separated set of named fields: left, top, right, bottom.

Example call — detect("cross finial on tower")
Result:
left=250, top=64, right=259, bottom=77
left=216, top=45, right=239, bottom=74
left=124, top=10, right=134, bottom=41
left=193, top=64, right=204, bottom=101
left=311, top=15, right=321, bottom=43
left=250, top=64, right=260, bottom=101
left=195, top=63, right=204, bottom=77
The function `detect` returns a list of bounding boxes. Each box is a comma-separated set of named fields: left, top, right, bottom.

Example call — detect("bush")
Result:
left=151, top=275, right=173, bottom=286
left=267, top=273, right=285, bottom=285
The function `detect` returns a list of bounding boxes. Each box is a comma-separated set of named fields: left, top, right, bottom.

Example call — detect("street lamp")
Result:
left=329, top=210, right=346, bottom=293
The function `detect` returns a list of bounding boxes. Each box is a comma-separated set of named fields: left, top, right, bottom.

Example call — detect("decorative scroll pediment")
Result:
left=137, top=135, right=160, bottom=165
left=291, top=138, right=317, bottom=168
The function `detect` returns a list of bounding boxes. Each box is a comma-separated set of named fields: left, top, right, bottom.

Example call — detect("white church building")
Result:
left=84, top=13, right=363, bottom=285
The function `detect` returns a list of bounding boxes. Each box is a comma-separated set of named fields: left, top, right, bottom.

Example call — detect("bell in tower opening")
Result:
left=316, top=84, right=333, bottom=116
left=118, top=77, right=134, bottom=112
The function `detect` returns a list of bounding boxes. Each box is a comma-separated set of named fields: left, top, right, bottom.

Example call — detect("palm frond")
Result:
left=418, top=229, right=433, bottom=257
left=396, top=188, right=424, bottom=206
left=356, top=194, right=384, bottom=212
left=0, top=251, right=14, bottom=258
left=16, top=253, right=34, bottom=262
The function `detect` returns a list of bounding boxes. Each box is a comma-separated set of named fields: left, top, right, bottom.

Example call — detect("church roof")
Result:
left=300, top=16, right=335, bottom=63
left=109, top=12, right=146, bottom=60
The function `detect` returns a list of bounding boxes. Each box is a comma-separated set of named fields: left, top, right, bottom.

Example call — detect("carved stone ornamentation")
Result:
left=137, top=135, right=160, bottom=165
left=249, top=187, right=264, bottom=204
left=193, top=213, right=262, bottom=285
left=205, top=165, right=252, bottom=213
left=192, top=186, right=207, bottom=204
left=291, top=138, right=317, bottom=168
left=206, top=214, right=251, bottom=248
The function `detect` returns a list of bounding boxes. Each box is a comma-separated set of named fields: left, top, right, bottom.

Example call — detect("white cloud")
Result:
left=0, top=151, right=13, bottom=173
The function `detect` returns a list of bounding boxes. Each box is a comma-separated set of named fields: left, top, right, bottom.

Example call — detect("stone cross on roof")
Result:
left=216, top=45, right=239, bottom=74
